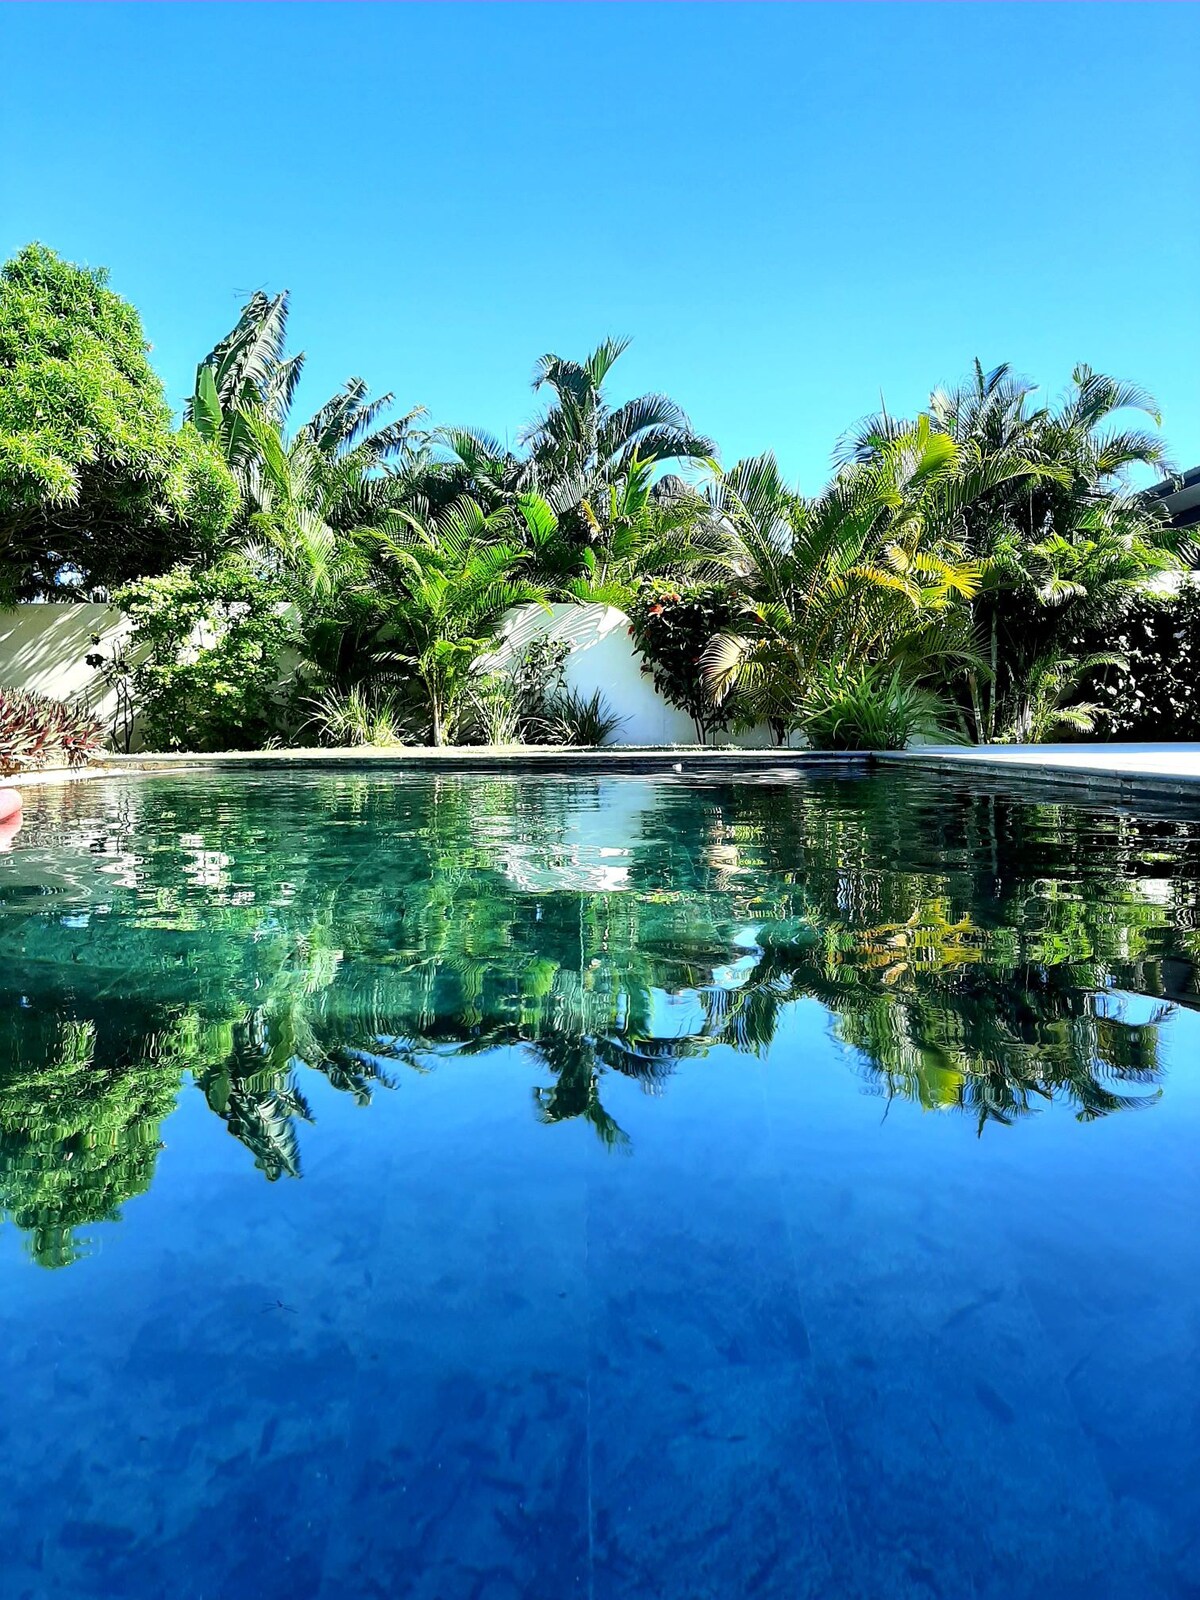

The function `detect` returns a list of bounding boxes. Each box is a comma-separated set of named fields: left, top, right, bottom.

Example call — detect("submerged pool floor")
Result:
left=0, top=769, right=1197, bottom=1599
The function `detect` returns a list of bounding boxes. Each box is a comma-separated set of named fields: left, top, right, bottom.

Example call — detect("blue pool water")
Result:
left=0, top=768, right=1197, bottom=1598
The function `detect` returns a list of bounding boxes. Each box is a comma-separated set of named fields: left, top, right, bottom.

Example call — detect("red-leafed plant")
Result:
left=0, top=690, right=105, bottom=775
left=628, top=580, right=737, bottom=744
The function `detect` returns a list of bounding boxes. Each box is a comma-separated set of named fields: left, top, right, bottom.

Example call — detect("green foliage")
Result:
left=547, top=686, right=626, bottom=746
left=507, top=635, right=572, bottom=733
left=364, top=498, right=548, bottom=745
left=844, top=360, right=1177, bottom=742
left=0, top=687, right=104, bottom=774
left=1084, top=582, right=1200, bottom=739
left=464, top=674, right=523, bottom=745
left=799, top=663, right=954, bottom=751
left=629, top=580, right=737, bottom=742
left=700, top=430, right=998, bottom=735
left=0, top=1014, right=182, bottom=1268
left=0, top=254, right=1182, bottom=751
left=303, top=683, right=412, bottom=747
left=0, top=244, right=237, bottom=598
left=994, top=650, right=1125, bottom=744
left=116, top=555, right=302, bottom=752
left=437, top=339, right=715, bottom=543
left=188, top=287, right=424, bottom=491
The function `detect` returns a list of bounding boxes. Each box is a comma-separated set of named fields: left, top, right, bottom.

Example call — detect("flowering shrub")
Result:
left=0, top=689, right=104, bottom=774
left=628, top=581, right=736, bottom=743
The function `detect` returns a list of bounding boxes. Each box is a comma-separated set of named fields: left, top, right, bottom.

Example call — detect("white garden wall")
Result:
left=484, top=603, right=794, bottom=748
left=0, top=599, right=794, bottom=750
left=0, top=604, right=130, bottom=732
left=485, top=603, right=696, bottom=745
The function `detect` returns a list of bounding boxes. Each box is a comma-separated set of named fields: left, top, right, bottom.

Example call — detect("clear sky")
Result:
left=2, top=3, right=1197, bottom=488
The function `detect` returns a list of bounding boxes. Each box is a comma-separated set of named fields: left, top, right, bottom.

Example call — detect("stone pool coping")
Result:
left=879, top=743, right=1200, bottom=800
left=5, top=741, right=1200, bottom=799
left=83, top=745, right=861, bottom=774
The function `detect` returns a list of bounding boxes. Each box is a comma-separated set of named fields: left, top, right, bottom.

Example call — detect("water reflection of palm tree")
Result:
left=5, top=771, right=1200, bottom=1269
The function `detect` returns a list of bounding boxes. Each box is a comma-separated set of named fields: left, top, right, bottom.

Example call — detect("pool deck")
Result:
left=5, top=742, right=1200, bottom=798
left=881, top=742, right=1200, bottom=798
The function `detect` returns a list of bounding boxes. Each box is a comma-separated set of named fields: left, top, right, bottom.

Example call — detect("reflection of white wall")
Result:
left=489, top=774, right=658, bottom=892
left=484, top=602, right=795, bottom=748
left=0, top=604, right=130, bottom=727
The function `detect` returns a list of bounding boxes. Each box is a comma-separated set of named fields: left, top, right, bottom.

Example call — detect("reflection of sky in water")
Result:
left=0, top=768, right=1198, bottom=1598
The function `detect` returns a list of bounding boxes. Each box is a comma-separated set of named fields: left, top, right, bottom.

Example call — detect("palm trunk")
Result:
left=430, top=686, right=445, bottom=748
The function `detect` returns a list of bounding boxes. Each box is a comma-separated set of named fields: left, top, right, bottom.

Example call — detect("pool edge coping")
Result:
left=5, top=744, right=1200, bottom=801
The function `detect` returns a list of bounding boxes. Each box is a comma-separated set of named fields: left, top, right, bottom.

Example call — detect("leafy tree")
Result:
left=1085, top=581, right=1200, bottom=738
left=115, top=553, right=302, bottom=751
left=0, top=1013, right=181, bottom=1268
left=0, top=243, right=237, bottom=598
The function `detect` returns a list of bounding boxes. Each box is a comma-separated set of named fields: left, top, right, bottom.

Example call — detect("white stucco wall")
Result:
left=0, top=603, right=131, bottom=731
left=483, top=603, right=795, bottom=748
left=0, top=598, right=795, bottom=751
left=484, top=603, right=698, bottom=745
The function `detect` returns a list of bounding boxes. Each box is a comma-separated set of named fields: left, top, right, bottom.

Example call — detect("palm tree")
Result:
left=432, top=339, right=715, bottom=537
left=508, top=457, right=733, bottom=608
left=237, top=411, right=371, bottom=599
left=189, top=289, right=424, bottom=503
left=525, top=337, right=714, bottom=502
left=701, top=421, right=1030, bottom=738
left=364, top=497, right=547, bottom=745
left=838, top=361, right=1178, bottom=741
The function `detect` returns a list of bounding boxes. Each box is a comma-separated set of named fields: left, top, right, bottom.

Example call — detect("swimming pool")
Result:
left=1, top=767, right=1196, bottom=1598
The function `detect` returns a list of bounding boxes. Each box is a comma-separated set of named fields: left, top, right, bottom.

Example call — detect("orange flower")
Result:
left=649, top=603, right=665, bottom=616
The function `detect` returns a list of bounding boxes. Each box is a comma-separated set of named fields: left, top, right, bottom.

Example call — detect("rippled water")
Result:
left=1, top=767, right=1198, bottom=1598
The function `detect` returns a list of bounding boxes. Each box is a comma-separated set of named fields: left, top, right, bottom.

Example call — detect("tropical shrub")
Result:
left=700, top=433, right=998, bottom=736
left=630, top=581, right=737, bottom=742
left=547, top=687, right=627, bottom=747
left=363, top=498, right=547, bottom=745
left=0, top=244, right=237, bottom=598
left=303, top=684, right=412, bottom=747
left=1083, top=581, right=1200, bottom=740
left=462, top=675, right=523, bottom=746
left=0, top=688, right=104, bottom=774
left=840, top=361, right=1177, bottom=742
left=994, top=650, right=1125, bottom=744
left=506, top=635, right=572, bottom=737
left=798, top=664, right=954, bottom=751
left=116, top=556, right=302, bottom=752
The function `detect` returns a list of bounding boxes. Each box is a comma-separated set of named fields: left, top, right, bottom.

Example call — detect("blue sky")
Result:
left=3, top=3, right=1197, bottom=488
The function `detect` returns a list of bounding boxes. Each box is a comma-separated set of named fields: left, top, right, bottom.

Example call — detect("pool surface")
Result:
left=0, top=768, right=1197, bottom=1599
